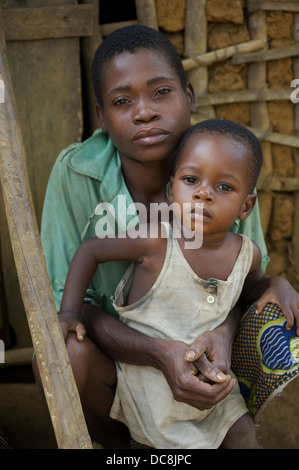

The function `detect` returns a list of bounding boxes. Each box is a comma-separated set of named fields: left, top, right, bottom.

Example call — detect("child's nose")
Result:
left=193, top=186, right=213, bottom=202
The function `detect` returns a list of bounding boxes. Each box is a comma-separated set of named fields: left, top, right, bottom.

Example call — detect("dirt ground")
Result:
left=1, top=364, right=299, bottom=449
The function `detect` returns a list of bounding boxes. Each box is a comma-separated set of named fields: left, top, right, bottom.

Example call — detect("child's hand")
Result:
left=59, top=311, right=86, bottom=342
left=255, top=276, right=299, bottom=334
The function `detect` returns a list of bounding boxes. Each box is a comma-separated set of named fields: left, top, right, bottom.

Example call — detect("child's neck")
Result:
left=177, top=230, right=242, bottom=281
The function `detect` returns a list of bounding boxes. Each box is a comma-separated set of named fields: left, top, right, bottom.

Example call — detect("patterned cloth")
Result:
left=232, top=302, right=299, bottom=422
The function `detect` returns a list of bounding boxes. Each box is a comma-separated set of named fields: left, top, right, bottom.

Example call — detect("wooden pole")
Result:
left=292, top=13, right=299, bottom=288
left=134, top=0, right=158, bottom=29
left=185, top=0, right=215, bottom=122
left=0, top=5, right=92, bottom=449
left=79, top=0, right=103, bottom=135
left=248, top=10, right=273, bottom=238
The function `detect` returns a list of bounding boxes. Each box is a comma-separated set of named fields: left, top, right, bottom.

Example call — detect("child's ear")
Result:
left=238, top=193, right=257, bottom=221
left=95, top=103, right=108, bottom=133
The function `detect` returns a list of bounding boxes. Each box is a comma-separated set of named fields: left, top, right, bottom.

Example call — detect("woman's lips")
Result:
left=133, top=128, right=169, bottom=145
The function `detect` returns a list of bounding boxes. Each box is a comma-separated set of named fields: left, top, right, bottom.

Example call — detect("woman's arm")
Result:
left=81, top=303, right=236, bottom=411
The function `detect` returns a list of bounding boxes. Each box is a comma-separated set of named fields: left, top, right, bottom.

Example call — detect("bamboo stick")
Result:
left=100, top=20, right=138, bottom=37
left=182, top=38, right=267, bottom=71
left=134, top=0, right=158, bottom=29
left=248, top=127, right=299, bottom=148
left=80, top=0, right=102, bottom=135
left=247, top=0, right=299, bottom=13
left=292, top=13, right=299, bottom=287
left=185, top=0, right=214, bottom=121
left=232, top=43, right=299, bottom=65
left=256, top=175, right=299, bottom=192
left=196, top=87, right=291, bottom=107
left=0, top=6, right=92, bottom=449
left=248, top=10, right=273, bottom=238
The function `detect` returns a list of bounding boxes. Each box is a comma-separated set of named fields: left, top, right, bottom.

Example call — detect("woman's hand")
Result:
left=157, top=340, right=235, bottom=411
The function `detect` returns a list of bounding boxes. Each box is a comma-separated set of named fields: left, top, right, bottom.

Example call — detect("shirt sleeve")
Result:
left=230, top=194, right=270, bottom=272
left=41, top=145, right=85, bottom=312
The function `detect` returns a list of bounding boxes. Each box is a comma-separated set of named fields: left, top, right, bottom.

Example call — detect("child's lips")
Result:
left=133, top=127, right=169, bottom=145
left=190, top=206, right=211, bottom=221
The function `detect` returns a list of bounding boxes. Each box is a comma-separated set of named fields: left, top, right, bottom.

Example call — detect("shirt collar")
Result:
left=67, top=129, right=123, bottom=202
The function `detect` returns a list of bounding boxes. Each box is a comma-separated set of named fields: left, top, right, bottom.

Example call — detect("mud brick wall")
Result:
left=147, top=0, right=299, bottom=291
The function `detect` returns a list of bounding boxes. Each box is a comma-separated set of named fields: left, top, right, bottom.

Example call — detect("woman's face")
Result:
left=96, top=48, right=196, bottom=165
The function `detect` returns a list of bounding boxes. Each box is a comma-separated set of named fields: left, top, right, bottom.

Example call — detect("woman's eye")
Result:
left=218, top=183, right=232, bottom=191
left=114, top=98, right=129, bottom=105
left=156, top=88, right=171, bottom=96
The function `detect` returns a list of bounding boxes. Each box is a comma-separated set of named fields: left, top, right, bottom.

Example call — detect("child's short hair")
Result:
left=174, top=119, right=263, bottom=192
left=92, top=25, right=188, bottom=108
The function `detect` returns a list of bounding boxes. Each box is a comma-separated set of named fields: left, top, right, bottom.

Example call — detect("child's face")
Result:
left=96, top=48, right=196, bottom=165
left=169, top=134, right=256, bottom=236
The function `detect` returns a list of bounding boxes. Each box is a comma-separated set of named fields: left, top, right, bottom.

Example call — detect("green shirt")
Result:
left=41, top=129, right=269, bottom=316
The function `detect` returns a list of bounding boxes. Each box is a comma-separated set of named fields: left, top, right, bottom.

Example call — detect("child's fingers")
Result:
left=75, top=323, right=86, bottom=342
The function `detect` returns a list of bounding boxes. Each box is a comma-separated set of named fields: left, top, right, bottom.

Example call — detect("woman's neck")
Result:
left=120, top=154, right=172, bottom=207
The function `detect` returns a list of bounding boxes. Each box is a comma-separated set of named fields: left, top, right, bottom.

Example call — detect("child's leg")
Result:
left=221, top=412, right=259, bottom=449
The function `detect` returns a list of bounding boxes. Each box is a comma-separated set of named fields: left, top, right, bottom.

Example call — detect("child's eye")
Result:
left=183, top=176, right=197, bottom=184
left=218, top=183, right=233, bottom=191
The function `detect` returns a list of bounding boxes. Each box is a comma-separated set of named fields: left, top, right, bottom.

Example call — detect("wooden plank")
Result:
left=249, top=126, right=299, bottom=148
left=292, top=13, right=299, bottom=283
left=257, top=175, right=299, bottom=191
left=100, top=20, right=137, bottom=37
left=247, top=0, right=299, bottom=13
left=196, top=87, right=291, bottom=107
left=0, top=4, right=92, bottom=449
left=185, top=0, right=215, bottom=121
left=248, top=10, right=273, bottom=237
left=232, top=43, right=299, bottom=65
left=1, top=2, right=83, bottom=346
left=3, top=5, right=93, bottom=41
left=134, top=0, right=158, bottom=29
left=182, top=38, right=267, bottom=71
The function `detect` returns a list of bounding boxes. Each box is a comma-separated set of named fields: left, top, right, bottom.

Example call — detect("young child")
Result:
left=37, top=25, right=299, bottom=447
left=59, top=119, right=287, bottom=448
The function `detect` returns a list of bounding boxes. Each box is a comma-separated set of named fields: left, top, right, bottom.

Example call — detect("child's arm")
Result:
left=60, top=225, right=161, bottom=341
left=241, top=241, right=299, bottom=333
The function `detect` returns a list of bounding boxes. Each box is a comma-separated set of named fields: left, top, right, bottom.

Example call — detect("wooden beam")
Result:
left=182, top=38, right=267, bottom=71
left=232, top=43, right=299, bottom=65
left=257, top=175, right=299, bottom=191
left=0, top=5, right=92, bottom=449
left=247, top=0, right=299, bottom=13
left=3, top=5, right=93, bottom=41
left=248, top=126, right=299, bottom=149
left=196, top=87, right=291, bottom=107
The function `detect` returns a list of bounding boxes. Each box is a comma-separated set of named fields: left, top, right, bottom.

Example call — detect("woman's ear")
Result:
left=238, top=193, right=257, bottom=221
left=95, top=103, right=108, bottom=133
left=186, top=82, right=197, bottom=114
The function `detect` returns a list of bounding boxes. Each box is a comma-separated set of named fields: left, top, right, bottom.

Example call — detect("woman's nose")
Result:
left=133, top=99, right=160, bottom=123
